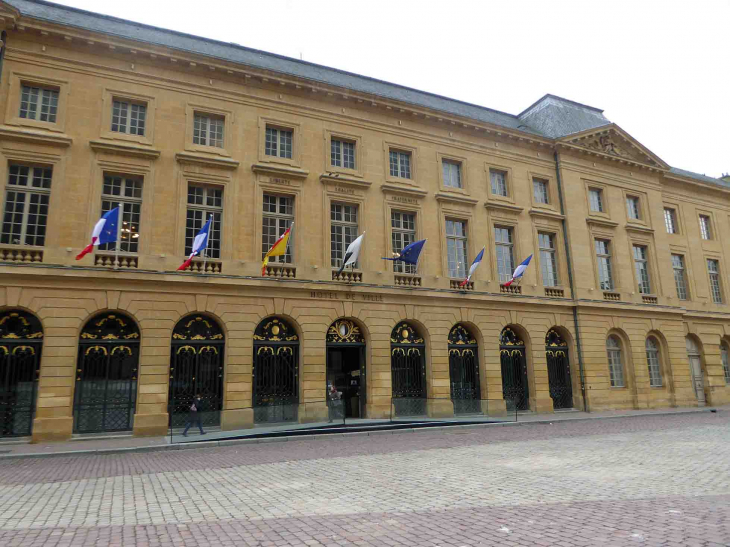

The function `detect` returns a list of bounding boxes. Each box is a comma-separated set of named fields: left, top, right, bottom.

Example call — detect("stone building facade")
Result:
left=0, top=0, right=728, bottom=442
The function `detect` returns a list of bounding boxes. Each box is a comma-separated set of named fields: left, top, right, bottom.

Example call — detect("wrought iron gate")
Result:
left=546, top=329, right=573, bottom=409
left=253, top=318, right=299, bottom=423
left=448, top=324, right=481, bottom=415
left=0, top=311, right=42, bottom=437
left=500, top=327, right=529, bottom=411
left=169, top=316, right=224, bottom=427
left=74, top=313, right=139, bottom=433
left=391, top=322, right=426, bottom=416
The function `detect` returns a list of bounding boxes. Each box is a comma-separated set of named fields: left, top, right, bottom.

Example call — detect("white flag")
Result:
left=338, top=232, right=365, bottom=274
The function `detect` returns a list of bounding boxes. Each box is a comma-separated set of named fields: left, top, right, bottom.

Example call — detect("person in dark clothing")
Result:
left=183, top=394, right=206, bottom=436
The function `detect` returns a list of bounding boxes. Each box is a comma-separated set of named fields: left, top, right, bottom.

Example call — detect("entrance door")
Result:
left=327, top=347, right=364, bottom=418
left=689, top=355, right=705, bottom=406
left=390, top=322, right=426, bottom=417
left=500, top=327, right=529, bottom=411
left=546, top=329, right=573, bottom=410
left=448, top=324, right=480, bottom=415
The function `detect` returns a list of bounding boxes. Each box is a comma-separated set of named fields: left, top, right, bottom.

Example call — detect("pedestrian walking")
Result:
left=183, top=394, right=206, bottom=436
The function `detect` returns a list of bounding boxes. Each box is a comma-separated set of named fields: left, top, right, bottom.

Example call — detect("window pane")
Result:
left=633, top=245, right=651, bottom=294
left=342, top=141, right=355, bottom=169
left=722, top=344, right=730, bottom=384
left=443, top=161, right=461, bottom=188
left=627, top=197, right=640, bottom=220
left=495, top=226, right=514, bottom=282
left=672, top=254, right=688, bottom=300
left=331, top=139, right=341, bottom=167
left=646, top=338, right=662, bottom=387
left=391, top=211, right=416, bottom=273
left=265, top=127, right=278, bottom=157
left=700, top=215, right=711, bottom=240
left=446, top=219, right=467, bottom=278
left=490, top=170, right=507, bottom=197
left=607, top=337, right=624, bottom=387
left=331, top=203, right=358, bottom=268
left=539, top=233, right=558, bottom=287
left=533, top=179, right=549, bottom=204
left=664, top=208, right=677, bottom=234
left=1, top=165, right=52, bottom=247
left=185, top=185, right=223, bottom=259
left=595, top=240, right=613, bottom=290
left=708, top=259, right=722, bottom=303
left=262, top=194, right=293, bottom=264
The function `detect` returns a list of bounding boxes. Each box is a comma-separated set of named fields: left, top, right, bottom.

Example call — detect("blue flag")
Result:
left=383, top=239, right=427, bottom=265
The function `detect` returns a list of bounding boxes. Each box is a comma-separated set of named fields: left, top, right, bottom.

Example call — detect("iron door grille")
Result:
left=546, top=329, right=573, bottom=410
left=500, top=327, right=529, bottom=411
left=169, top=343, right=224, bottom=427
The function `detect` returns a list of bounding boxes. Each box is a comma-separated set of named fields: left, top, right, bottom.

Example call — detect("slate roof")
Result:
left=3, top=0, right=725, bottom=189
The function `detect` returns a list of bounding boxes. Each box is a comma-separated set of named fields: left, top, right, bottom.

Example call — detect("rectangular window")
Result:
left=533, top=178, right=549, bottom=204
left=699, top=215, right=712, bottom=240
left=99, top=175, right=142, bottom=253
left=707, top=259, right=722, bottom=304
left=664, top=208, right=678, bottom=234
left=442, top=161, right=462, bottom=189
left=391, top=211, right=416, bottom=274
left=633, top=245, right=651, bottom=294
left=193, top=114, right=224, bottom=148
left=626, top=196, right=641, bottom=220
left=330, top=203, right=358, bottom=268
left=672, top=254, right=688, bottom=300
left=111, top=100, right=146, bottom=136
left=186, top=185, right=222, bottom=259
left=495, top=226, right=515, bottom=283
left=262, top=194, right=293, bottom=264
left=589, top=188, right=604, bottom=213
left=389, top=150, right=411, bottom=179
left=490, top=169, right=508, bottom=197
left=19, top=84, right=59, bottom=123
left=331, top=139, right=355, bottom=169
left=1, top=164, right=52, bottom=247
left=595, top=239, right=613, bottom=290
left=446, top=219, right=467, bottom=278
left=265, top=127, right=293, bottom=159
left=539, top=232, right=559, bottom=287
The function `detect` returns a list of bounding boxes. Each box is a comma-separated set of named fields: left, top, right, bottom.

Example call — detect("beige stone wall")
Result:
left=0, top=21, right=728, bottom=442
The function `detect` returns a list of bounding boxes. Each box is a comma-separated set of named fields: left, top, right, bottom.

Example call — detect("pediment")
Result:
left=560, top=124, right=668, bottom=169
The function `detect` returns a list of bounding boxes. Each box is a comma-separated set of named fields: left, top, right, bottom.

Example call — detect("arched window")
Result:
left=645, top=337, right=663, bottom=387
left=721, top=342, right=730, bottom=385
left=606, top=336, right=624, bottom=387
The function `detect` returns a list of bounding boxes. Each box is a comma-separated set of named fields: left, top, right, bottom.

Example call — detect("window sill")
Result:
left=434, top=192, right=478, bottom=206
left=319, top=173, right=371, bottom=190
left=485, top=201, right=524, bottom=214
left=90, top=140, right=160, bottom=160
left=253, top=163, right=309, bottom=179
left=176, top=152, right=239, bottom=170
left=586, top=217, right=619, bottom=228
left=0, top=125, right=72, bottom=147
left=529, top=208, right=564, bottom=220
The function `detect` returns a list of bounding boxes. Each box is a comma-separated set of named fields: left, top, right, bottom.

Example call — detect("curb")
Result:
left=0, top=408, right=719, bottom=460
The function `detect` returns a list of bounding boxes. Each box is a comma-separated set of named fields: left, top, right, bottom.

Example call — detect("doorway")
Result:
left=327, top=346, right=364, bottom=418
left=686, top=337, right=706, bottom=406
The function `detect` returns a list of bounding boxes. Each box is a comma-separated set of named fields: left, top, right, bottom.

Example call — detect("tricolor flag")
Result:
left=336, top=232, right=365, bottom=276
left=261, top=223, right=293, bottom=275
left=178, top=216, right=212, bottom=271
left=76, top=207, right=120, bottom=260
left=382, top=239, right=427, bottom=266
left=503, top=254, right=533, bottom=287
left=459, top=247, right=485, bottom=287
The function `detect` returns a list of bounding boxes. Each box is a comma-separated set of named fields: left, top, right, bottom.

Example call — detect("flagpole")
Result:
left=203, top=214, right=212, bottom=273
left=115, top=202, right=122, bottom=270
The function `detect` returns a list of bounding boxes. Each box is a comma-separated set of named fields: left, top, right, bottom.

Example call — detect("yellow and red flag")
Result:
left=261, top=223, right=293, bottom=275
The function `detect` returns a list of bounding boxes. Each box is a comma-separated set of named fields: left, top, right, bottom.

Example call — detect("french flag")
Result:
left=503, top=255, right=533, bottom=287
left=459, top=247, right=485, bottom=287
left=76, top=207, right=120, bottom=260
left=178, top=216, right=212, bottom=271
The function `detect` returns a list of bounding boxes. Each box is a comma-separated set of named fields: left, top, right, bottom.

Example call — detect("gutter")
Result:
left=554, top=151, right=588, bottom=412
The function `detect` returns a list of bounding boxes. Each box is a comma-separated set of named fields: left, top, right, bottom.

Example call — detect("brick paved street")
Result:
left=0, top=412, right=728, bottom=546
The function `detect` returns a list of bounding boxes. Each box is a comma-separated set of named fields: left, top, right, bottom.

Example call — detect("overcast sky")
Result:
left=52, top=0, right=730, bottom=177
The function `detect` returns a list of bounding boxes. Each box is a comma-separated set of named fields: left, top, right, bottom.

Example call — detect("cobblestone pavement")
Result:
left=0, top=412, right=728, bottom=546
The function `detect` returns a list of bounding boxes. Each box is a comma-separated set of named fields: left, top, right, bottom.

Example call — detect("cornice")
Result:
left=484, top=201, right=524, bottom=214
left=434, top=192, right=478, bottom=206
left=625, top=223, right=654, bottom=234
left=0, top=125, right=72, bottom=147
left=176, top=152, right=240, bottom=170
left=380, top=183, right=429, bottom=197
left=528, top=208, right=565, bottom=220
left=251, top=162, right=308, bottom=178
left=319, top=173, right=371, bottom=189
left=585, top=217, right=619, bottom=228
left=89, top=140, right=160, bottom=159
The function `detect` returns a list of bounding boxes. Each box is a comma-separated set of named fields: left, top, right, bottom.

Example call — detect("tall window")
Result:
left=193, top=114, right=224, bottom=148
left=330, top=203, right=358, bottom=268
left=186, top=185, right=222, bottom=259
left=490, top=169, right=508, bottom=197
left=446, top=219, right=467, bottom=278
left=539, top=232, right=558, bottom=287
left=606, top=336, right=625, bottom=387
left=495, top=226, right=515, bottom=283
left=646, top=338, right=663, bottom=387
left=672, top=254, right=688, bottom=300
left=1, top=164, right=52, bottom=247
left=533, top=178, right=549, bottom=204
left=331, top=139, right=355, bottom=169
left=664, top=208, right=677, bottom=234
left=442, top=161, right=462, bottom=189
left=19, top=84, right=59, bottom=123
left=99, top=175, right=142, bottom=253
left=262, top=194, right=293, bottom=264
left=699, top=215, right=712, bottom=240
left=391, top=211, right=416, bottom=274
left=265, top=127, right=293, bottom=159
left=722, top=343, right=730, bottom=385
left=707, top=259, right=722, bottom=304
left=595, top=239, right=613, bottom=290
left=389, top=150, right=411, bottom=179
left=626, top=196, right=641, bottom=220
left=588, top=188, right=604, bottom=213
left=111, top=100, right=146, bottom=136
left=633, top=245, right=651, bottom=294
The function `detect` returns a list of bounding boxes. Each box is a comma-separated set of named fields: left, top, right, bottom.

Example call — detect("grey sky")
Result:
left=51, top=0, right=729, bottom=177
